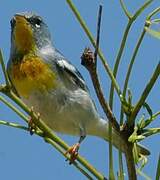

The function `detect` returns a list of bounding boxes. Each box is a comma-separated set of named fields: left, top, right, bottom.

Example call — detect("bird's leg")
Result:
left=65, top=131, right=86, bottom=164
left=28, top=106, right=40, bottom=135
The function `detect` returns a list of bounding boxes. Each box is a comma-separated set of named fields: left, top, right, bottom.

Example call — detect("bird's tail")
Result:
left=96, top=118, right=150, bottom=156
left=104, top=129, right=150, bottom=156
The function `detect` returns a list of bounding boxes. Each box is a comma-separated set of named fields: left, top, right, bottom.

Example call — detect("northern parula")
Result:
left=7, top=12, right=149, bottom=157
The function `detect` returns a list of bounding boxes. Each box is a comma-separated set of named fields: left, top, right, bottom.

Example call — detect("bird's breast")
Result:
left=10, top=55, right=57, bottom=98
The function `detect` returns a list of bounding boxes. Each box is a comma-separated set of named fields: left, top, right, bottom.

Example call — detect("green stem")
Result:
left=119, top=0, right=132, bottom=19
left=119, top=28, right=147, bottom=127
left=118, top=151, right=124, bottom=180
left=109, top=20, right=132, bottom=108
left=0, top=95, right=28, bottom=122
left=0, top=50, right=11, bottom=87
left=129, top=62, right=160, bottom=126
left=125, top=145, right=137, bottom=180
left=146, top=7, right=160, bottom=20
left=151, top=111, right=160, bottom=120
left=142, top=111, right=160, bottom=128
left=132, top=0, right=153, bottom=21
left=108, top=19, right=132, bottom=180
left=0, top=119, right=28, bottom=131
left=156, top=154, right=160, bottom=180
left=123, top=29, right=146, bottom=104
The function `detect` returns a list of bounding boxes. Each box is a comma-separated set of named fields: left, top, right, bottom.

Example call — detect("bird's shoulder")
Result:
left=40, top=47, right=89, bottom=92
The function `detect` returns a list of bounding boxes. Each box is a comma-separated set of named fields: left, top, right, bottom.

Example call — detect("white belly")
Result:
left=22, top=88, right=101, bottom=136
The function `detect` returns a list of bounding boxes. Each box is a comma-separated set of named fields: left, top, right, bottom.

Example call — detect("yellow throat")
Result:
left=14, top=15, right=35, bottom=53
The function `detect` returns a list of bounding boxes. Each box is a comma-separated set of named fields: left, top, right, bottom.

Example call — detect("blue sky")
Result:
left=0, top=0, right=160, bottom=179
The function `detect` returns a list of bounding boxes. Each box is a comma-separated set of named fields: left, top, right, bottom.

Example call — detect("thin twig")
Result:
left=81, top=48, right=120, bottom=133
left=156, top=154, right=160, bottom=180
left=132, top=0, right=154, bottom=21
left=0, top=94, right=28, bottom=123
left=119, top=0, right=132, bottom=19
left=109, top=20, right=132, bottom=108
left=147, top=7, right=160, bottom=20
left=108, top=19, right=132, bottom=180
left=0, top=119, right=28, bottom=131
left=120, top=28, right=146, bottom=125
left=91, top=69, right=120, bottom=133
left=94, top=5, right=102, bottom=67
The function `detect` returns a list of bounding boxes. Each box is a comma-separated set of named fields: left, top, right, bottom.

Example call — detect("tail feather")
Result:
left=104, top=136, right=150, bottom=156
left=90, top=118, right=150, bottom=156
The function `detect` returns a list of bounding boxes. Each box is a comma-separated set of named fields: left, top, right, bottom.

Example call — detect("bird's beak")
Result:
left=14, top=15, right=28, bottom=24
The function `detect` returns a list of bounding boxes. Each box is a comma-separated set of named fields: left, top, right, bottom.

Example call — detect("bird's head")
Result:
left=10, top=12, right=51, bottom=55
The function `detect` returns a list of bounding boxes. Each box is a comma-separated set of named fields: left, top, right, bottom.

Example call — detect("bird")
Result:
left=7, top=12, right=149, bottom=161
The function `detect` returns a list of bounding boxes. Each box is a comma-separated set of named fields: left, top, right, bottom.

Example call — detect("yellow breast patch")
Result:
left=11, top=55, right=57, bottom=98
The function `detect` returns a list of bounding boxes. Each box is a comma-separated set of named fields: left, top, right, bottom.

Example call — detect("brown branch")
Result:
left=125, top=144, right=137, bottom=180
left=81, top=5, right=120, bottom=133
left=81, top=48, right=120, bottom=133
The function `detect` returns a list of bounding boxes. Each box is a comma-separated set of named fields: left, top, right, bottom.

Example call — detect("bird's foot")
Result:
left=65, top=143, right=80, bottom=164
left=28, top=106, right=40, bottom=135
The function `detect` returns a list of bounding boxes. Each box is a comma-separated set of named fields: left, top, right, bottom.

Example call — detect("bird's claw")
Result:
left=28, top=106, right=40, bottom=135
left=65, top=143, right=80, bottom=164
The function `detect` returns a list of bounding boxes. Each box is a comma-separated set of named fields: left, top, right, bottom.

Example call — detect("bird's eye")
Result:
left=28, top=17, right=42, bottom=28
left=34, top=18, right=42, bottom=28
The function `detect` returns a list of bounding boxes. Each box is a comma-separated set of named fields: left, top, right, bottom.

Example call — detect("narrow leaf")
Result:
left=145, top=27, right=160, bottom=39
left=133, top=0, right=153, bottom=20
left=143, top=102, right=153, bottom=118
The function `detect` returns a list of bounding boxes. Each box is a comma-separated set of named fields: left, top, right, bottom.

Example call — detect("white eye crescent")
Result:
left=35, top=24, right=40, bottom=28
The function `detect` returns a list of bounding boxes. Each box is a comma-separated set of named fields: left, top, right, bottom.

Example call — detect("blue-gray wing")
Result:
left=56, top=58, right=89, bottom=92
left=40, top=47, right=89, bottom=92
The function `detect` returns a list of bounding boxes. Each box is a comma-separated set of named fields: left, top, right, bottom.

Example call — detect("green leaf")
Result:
left=127, top=89, right=132, bottom=107
left=151, top=18, right=160, bottom=24
left=128, top=126, right=145, bottom=143
left=145, top=27, right=160, bottom=39
left=143, top=102, right=153, bottom=118
left=139, top=155, right=148, bottom=170
left=133, top=143, right=139, bottom=164
left=137, top=168, right=151, bottom=180
left=133, top=0, right=153, bottom=20
left=137, top=114, right=145, bottom=129
left=141, top=128, right=160, bottom=138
